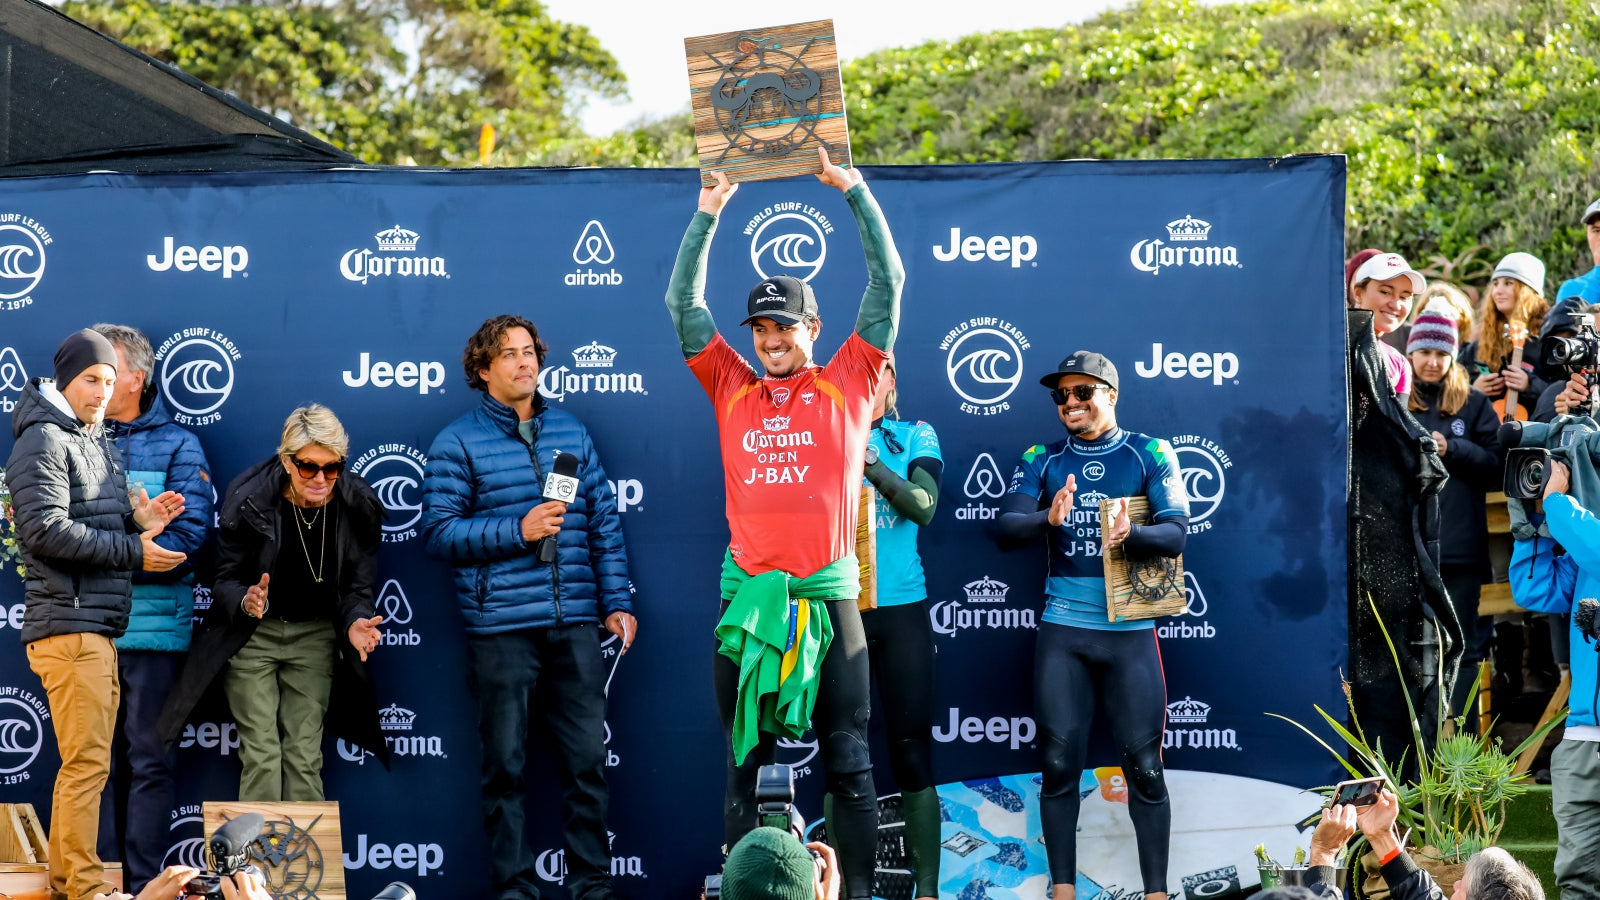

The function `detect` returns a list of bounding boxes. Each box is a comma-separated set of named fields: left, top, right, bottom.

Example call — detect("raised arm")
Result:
left=813, top=150, right=905, bottom=351
left=665, top=172, right=739, bottom=359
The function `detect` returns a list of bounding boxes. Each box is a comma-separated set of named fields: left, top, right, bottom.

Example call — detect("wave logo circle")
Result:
left=161, top=810, right=207, bottom=871
left=946, top=328, right=1024, bottom=406
left=351, top=445, right=428, bottom=539
left=156, top=336, right=236, bottom=418
left=0, top=693, right=45, bottom=775
left=1172, top=435, right=1233, bottom=525
left=751, top=213, right=827, bottom=283
left=0, top=224, right=45, bottom=301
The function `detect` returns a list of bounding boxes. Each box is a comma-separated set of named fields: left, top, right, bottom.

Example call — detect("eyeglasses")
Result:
left=290, top=457, right=345, bottom=480
left=1050, top=384, right=1111, bottom=405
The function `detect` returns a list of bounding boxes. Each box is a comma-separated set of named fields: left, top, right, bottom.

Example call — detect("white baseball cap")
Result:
left=1351, top=252, right=1426, bottom=295
left=1583, top=198, right=1600, bottom=225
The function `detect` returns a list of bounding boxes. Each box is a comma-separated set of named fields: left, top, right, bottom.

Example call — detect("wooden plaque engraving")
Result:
left=684, top=19, right=851, bottom=185
left=1100, top=497, right=1187, bottom=622
left=203, top=801, right=344, bottom=900
left=856, top=485, right=877, bottom=611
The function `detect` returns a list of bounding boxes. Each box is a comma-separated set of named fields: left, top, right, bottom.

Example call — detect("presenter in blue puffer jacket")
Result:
left=90, top=324, right=214, bottom=897
left=421, top=314, right=636, bottom=900
left=1508, top=459, right=1600, bottom=900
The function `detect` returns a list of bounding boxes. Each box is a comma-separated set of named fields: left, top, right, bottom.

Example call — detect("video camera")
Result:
left=704, top=764, right=819, bottom=899
left=184, top=813, right=264, bottom=899
left=1500, top=416, right=1600, bottom=501
left=1542, top=311, right=1600, bottom=417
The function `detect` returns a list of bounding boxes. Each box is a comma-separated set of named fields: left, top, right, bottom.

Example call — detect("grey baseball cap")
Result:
left=1583, top=199, right=1600, bottom=225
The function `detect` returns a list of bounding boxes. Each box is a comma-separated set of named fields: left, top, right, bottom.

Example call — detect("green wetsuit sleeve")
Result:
left=665, top=210, right=722, bottom=359
left=846, top=183, right=906, bottom=351
left=864, top=457, right=941, bottom=527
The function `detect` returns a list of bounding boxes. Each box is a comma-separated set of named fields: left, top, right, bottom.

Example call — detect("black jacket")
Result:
left=1408, top=383, right=1503, bottom=571
left=157, top=456, right=391, bottom=766
left=6, top=378, right=142, bottom=643
left=1307, top=855, right=1443, bottom=900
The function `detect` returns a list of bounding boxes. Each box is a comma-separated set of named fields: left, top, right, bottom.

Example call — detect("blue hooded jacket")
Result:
left=420, top=393, right=630, bottom=634
left=104, top=395, right=213, bottom=651
left=1509, top=492, right=1598, bottom=731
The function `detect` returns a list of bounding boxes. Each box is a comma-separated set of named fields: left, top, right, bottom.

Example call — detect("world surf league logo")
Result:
left=702, top=33, right=834, bottom=163
left=153, top=327, right=242, bottom=426
left=349, top=443, right=428, bottom=542
left=0, top=213, right=50, bottom=312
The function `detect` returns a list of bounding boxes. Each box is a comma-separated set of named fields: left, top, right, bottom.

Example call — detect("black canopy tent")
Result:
left=0, top=0, right=355, bottom=176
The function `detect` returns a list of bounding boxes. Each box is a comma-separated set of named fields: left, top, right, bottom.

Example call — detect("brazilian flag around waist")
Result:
left=715, top=551, right=857, bottom=764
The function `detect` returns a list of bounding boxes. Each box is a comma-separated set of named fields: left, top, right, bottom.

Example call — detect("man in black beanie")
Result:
left=6, top=328, right=185, bottom=900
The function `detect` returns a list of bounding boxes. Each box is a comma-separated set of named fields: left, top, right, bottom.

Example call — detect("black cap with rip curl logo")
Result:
left=741, top=276, right=819, bottom=327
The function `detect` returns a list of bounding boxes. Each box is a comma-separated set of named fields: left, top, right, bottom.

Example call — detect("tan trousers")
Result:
left=27, top=633, right=119, bottom=900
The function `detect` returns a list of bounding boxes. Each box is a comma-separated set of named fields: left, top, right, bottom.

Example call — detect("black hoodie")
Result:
left=1408, top=381, right=1502, bottom=571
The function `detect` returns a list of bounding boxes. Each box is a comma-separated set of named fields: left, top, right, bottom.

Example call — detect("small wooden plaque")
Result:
left=684, top=19, right=851, bottom=185
left=1100, top=497, right=1187, bottom=622
left=203, top=801, right=344, bottom=900
left=856, top=485, right=877, bottom=611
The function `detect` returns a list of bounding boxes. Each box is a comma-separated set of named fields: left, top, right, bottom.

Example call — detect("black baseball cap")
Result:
left=740, top=276, right=819, bottom=327
left=1039, top=350, right=1119, bottom=391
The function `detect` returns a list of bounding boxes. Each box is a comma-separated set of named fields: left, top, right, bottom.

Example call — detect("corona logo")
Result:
left=1130, top=214, right=1240, bottom=276
left=375, top=226, right=420, bottom=252
left=963, top=576, right=1009, bottom=603
left=572, top=341, right=618, bottom=368
left=378, top=703, right=417, bottom=731
left=340, top=225, right=448, bottom=285
left=1165, top=215, right=1212, bottom=241
left=762, top=415, right=790, bottom=432
left=1165, top=696, right=1211, bottom=724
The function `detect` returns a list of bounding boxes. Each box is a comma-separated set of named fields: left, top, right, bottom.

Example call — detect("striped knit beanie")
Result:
left=1406, top=299, right=1460, bottom=356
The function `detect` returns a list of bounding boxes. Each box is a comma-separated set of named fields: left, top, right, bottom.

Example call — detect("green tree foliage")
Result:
left=62, top=0, right=625, bottom=165
left=843, top=0, right=1600, bottom=282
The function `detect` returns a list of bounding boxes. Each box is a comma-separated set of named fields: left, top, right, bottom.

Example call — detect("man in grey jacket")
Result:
left=6, top=328, right=184, bottom=900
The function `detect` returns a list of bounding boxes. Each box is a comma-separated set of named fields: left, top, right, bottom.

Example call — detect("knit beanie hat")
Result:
left=52, top=328, right=118, bottom=385
left=721, top=827, right=815, bottom=900
left=1407, top=299, right=1461, bottom=356
left=1493, top=252, right=1546, bottom=297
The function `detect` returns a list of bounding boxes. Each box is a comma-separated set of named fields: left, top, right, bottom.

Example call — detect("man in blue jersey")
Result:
left=1555, top=199, right=1600, bottom=306
left=996, top=350, right=1188, bottom=900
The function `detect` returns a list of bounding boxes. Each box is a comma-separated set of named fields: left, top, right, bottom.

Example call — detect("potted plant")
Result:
left=1269, top=597, right=1565, bottom=896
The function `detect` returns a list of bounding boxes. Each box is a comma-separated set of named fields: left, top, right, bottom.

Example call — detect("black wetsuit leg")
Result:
left=863, top=600, right=939, bottom=897
left=1035, top=622, right=1170, bottom=893
left=714, top=598, right=879, bottom=899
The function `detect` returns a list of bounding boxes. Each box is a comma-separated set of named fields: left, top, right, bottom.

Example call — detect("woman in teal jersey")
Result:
left=858, top=359, right=943, bottom=900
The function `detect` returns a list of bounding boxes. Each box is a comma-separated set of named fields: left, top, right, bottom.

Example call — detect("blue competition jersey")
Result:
left=1557, top=268, right=1600, bottom=305
left=867, top=418, right=942, bottom=606
left=1007, top=428, right=1188, bottom=630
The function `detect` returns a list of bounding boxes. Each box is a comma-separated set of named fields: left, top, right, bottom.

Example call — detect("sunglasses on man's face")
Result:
left=291, top=457, right=345, bottom=480
left=1050, top=384, right=1110, bottom=405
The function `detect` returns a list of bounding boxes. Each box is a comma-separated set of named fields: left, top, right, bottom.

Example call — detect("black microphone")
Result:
left=369, top=883, right=415, bottom=900
left=207, top=812, right=264, bottom=873
left=538, top=453, right=580, bottom=563
left=1576, top=598, right=1600, bottom=644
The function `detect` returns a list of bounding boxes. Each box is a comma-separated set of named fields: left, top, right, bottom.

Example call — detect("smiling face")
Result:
left=750, top=316, right=819, bottom=378
left=1490, top=276, right=1521, bottom=315
left=1055, top=374, right=1117, bottom=440
left=59, top=363, right=117, bottom=426
left=1588, top=220, right=1600, bottom=267
left=478, top=326, right=541, bottom=411
left=1352, top=275, right=1416, bottom=336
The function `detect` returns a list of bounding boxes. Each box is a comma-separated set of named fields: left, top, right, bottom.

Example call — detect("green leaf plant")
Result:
left=1268, top=594, right=1566, bottom=864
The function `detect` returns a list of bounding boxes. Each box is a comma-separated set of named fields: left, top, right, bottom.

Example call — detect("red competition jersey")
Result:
left=689, top=331, right=889, bottom=579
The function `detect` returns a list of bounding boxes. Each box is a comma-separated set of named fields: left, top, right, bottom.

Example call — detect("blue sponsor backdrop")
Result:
left=0, top=157, right=1347, bottom=898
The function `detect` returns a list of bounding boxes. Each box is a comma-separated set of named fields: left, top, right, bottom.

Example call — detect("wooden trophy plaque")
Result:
left=684, top=19, right=851, bottom=185
left=1100, top=496, right=1187, bottom=622
left=855, top=485, right=877, bottom=611
left=203, top=801, right=344, bottom=900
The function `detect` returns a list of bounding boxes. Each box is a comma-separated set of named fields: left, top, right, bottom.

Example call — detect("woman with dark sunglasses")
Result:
left=858, top=358, right=943, bottom=900
left=159, top=404, right=391, bottom=800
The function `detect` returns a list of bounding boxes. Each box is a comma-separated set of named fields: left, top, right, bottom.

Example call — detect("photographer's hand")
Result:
left=806, top=841, right=841, bottom=900
left=1556, top=373, right=1590, bottom=416
left=1545, top=460, right=1571, bottom=500
left=219, top=870, right=272, bottom=900
left=1308, top=803, right=1358, bottom=867
left=119, top=865, right=199, bottom=900
left=1356, top=789, right=1404, bottom=860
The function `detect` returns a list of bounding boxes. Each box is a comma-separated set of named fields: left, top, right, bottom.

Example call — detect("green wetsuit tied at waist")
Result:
left=714, top=551, right=859, bottom=764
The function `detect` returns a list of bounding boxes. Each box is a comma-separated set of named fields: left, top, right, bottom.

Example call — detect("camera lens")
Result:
left=1516, top=456, right=1546, bottom=496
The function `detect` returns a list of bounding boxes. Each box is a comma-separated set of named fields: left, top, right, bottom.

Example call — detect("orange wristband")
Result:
left=1380, top=848, right=1402, bottom=866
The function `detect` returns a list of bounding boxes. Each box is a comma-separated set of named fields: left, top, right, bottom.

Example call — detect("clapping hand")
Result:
left=131, top=488, right=184, bottom=531
left=1047, top=474, right=1077, bottom=527
left=1103, top=497, right=1131, bottom=548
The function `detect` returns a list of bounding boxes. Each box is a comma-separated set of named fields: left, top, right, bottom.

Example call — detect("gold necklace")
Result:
left=289, top=490, right=327, bottom=583
left=291, top=500, right=322, bottom=530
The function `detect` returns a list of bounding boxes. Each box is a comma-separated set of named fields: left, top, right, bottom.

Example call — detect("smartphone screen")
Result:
left=1334, top=777, right=1383, bottom=806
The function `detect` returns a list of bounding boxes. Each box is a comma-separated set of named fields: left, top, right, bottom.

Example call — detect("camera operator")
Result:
left=1292, top=790, right=1544, bottom=900
left=90, top=865, right=271, bottom=900
left=717, top=827, right=840, bottom=900
left=1507, top=459, right=1600, bottom=900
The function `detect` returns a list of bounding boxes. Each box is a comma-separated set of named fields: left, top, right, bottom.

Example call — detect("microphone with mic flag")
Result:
left=539, top=452, right=580, bottom=563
